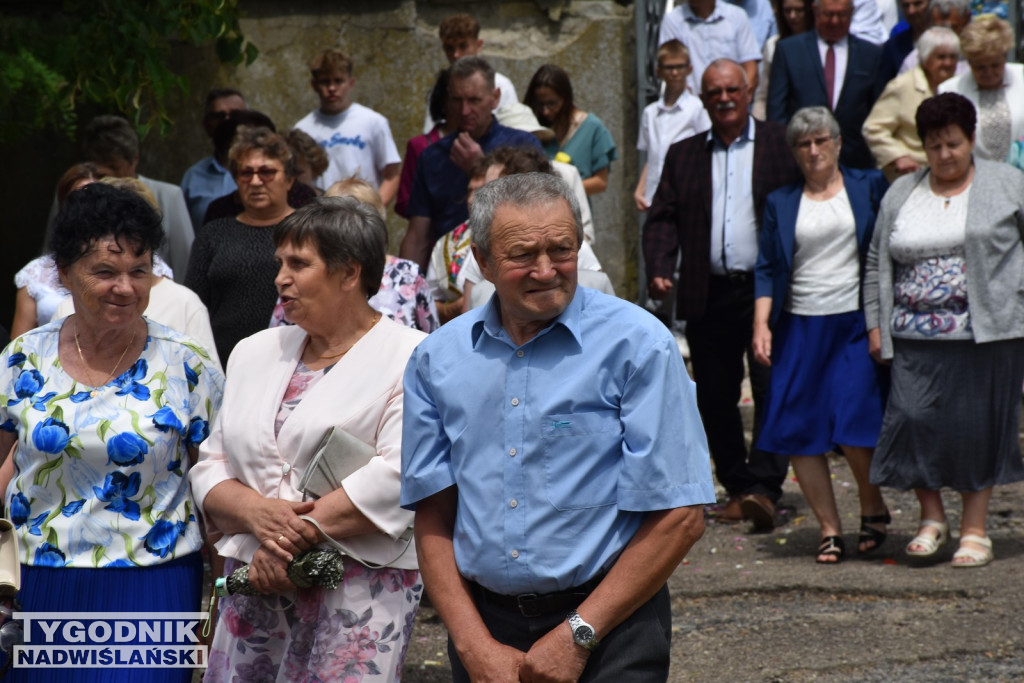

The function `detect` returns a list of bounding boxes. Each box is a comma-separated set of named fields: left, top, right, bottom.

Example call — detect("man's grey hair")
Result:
left=931, top=0, right=969, bottom=16
left=450, top=55, right=496, bottom=90
left=470, top=173, right=583, bottom=262
left=273, top=196, right=387, bottom=298
left=786, top=106, right=841, bottom=147
left=701, top=58, right=749, bottom=90
left=916, top=26, right=961, bottom=62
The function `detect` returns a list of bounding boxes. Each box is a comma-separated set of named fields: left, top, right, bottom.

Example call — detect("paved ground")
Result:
left=401, top=457, right=1024, bottom=682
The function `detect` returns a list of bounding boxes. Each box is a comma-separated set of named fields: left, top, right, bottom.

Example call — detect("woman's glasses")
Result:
left=236, top=167, right=280, bottom=183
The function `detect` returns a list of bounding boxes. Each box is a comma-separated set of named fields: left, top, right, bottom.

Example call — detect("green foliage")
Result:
left=0, top=0, right=258, bottom=143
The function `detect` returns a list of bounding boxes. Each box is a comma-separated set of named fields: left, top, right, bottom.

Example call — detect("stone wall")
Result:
left=0, top=0, right=641, bottom=328
left=163, top=0, right=640, bottom=298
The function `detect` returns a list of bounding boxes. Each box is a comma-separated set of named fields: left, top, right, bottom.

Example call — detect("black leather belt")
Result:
left=712, top=271, right=752, bottom=286
left=472, top=573, right=605, bottom=618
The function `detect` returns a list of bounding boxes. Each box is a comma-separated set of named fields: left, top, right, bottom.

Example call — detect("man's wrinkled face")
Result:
left=478, top=199, right=579, bottom=334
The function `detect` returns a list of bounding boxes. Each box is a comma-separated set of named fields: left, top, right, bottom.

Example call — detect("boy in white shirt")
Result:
left=422, top=14, right=518, bottom=134
left=294, top=49, right=402, bottom=204
left=634, top=40, right=711, bottom=210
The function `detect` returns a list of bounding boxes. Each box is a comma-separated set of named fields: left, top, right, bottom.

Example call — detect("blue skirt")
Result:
left=756, top=310, right=886, bottom=456
left=6, top=553, right=203, bottom=683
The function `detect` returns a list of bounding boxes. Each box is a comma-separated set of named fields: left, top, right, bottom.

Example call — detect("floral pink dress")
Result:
left=204, top=361, right=423, bottom=683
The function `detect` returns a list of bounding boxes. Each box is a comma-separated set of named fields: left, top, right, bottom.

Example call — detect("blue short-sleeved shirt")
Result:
left=406, top=121, right=542, bottom=240
left=180, top=156, right=236, bottom=231
left=401, top=287, right=715, bottom=595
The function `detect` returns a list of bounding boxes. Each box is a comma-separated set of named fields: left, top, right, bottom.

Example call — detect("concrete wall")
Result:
left=0, top=0, right=641, bottom=330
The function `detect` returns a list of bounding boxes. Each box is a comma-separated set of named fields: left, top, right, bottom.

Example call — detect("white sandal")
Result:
left=905, top=519, right=949, bottom=557
left=952, top=534, right=993, bottom=568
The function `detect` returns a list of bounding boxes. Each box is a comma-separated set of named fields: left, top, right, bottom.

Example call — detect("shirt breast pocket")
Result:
left=542, top=410, right=622, bottom=511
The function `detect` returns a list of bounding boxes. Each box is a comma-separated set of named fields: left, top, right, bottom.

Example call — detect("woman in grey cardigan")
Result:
left=863, top=93, right=1024, bottom=568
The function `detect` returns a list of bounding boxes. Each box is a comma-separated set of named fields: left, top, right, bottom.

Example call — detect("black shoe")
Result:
left=857, top=511, right=891, bottom=554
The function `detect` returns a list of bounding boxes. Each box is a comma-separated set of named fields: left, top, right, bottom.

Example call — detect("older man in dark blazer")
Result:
left=644, top=58, right=800, bottom=530
left=767, top=0, right=883, bottom=168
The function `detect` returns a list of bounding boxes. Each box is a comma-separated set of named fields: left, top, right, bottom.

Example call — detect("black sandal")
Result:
left=816, top=535, right=845, bottom=564
left=858, top=511, right=892, bottom=554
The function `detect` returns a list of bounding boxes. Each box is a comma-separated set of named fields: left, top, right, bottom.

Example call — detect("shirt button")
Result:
left=282, top=463, right=291, bottom=475
left=509, top=499, right=518, bottom=508
left=511, top=398, right=520, bottom=406
left=516, top=350, right=524, bottom=358
left=510, top=549, right=520, bottom=559
left=509, top=448, right=517, bottom=457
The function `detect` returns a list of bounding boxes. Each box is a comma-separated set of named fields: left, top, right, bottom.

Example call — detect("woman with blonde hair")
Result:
left=938, top=15, right=1024, bottom=164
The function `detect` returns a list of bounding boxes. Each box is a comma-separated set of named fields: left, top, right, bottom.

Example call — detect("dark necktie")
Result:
left=825, top=43, right=836, bottom=110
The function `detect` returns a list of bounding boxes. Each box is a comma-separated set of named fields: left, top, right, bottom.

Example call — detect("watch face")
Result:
left=574, top=625, right=594, bottom=642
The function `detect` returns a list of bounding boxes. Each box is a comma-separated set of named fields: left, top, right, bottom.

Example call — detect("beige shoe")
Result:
left=906, top=519, right=948, bottom=557
left=951, top=535, right=993, bottom=568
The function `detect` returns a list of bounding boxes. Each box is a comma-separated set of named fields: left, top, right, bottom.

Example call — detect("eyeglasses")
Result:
left=660, top=62, right=691, bottom=72
left=237, top=167, right=280, bottom=183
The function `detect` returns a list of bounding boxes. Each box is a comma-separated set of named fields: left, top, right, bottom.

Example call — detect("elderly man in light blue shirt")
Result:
left=401, top=172, right=713, bottom=682
left=659, top=0, right=762, bottom=94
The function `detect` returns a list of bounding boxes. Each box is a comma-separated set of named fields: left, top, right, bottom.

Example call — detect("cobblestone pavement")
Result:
left=401, top=454, right=1024, bottom=681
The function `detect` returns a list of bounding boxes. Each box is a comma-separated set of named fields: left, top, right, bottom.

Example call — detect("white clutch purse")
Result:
left=297, top=426, right=377, bottom=500
left=0, top=518, right=20, bottom=598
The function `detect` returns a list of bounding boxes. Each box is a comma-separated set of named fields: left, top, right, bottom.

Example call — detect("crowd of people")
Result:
left=2, top=3, right=1024, bottom=680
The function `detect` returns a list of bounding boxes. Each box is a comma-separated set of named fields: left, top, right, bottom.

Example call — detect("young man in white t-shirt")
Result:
left=634, top=40, right=711, bottom=211
left=422, top=14, right=518, bottom=134
left=294, top=49, right=401, bottom=203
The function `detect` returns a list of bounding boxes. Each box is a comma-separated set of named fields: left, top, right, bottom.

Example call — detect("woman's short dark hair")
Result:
left=915, top=92, right=977, bottom=143
left=524, top=64, right=575, bottom=138
left=429, top=68, right=452, bottom=124
left=274, top=197, right=386, bottom=298
left=50, top=183, right=164, bottom=270
left=227, top=126, right=296, bottom=179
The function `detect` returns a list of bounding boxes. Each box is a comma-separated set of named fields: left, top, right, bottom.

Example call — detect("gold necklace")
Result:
left=74, top=321, right=138, bottom=397
left=318, top=314, right=381, bottom=360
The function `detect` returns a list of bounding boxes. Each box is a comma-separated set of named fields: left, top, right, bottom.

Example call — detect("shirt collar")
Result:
left=817, top=34, right=849, bottom=49
left=683, top=2, right=723, bottom=23
left=471, top=285, right=584, bottom=351
left=706, top=115, right=756, bottom=148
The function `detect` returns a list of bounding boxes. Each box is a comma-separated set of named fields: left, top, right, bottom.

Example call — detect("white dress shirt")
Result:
left=709, top=116, right=759, bottom=275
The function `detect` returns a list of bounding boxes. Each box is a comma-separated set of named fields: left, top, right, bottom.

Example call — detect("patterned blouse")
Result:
left=0, top=319, right=224, bottom=568
left=889, top=179, right=973, bottom=339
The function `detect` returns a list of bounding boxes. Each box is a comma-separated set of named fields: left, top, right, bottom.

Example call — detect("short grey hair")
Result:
left=916, top=26, right=960, bottom=62
left=930, top=0, right=969, bottom=16
left=470, top=173, right=583, bottom=262
left=450, top=56, right=496, bottom=90
left=702, top=58, right=749, bottom=90
left=274, top=197, right=386, bottom=298
left=786, top=106, right=841, bottom=147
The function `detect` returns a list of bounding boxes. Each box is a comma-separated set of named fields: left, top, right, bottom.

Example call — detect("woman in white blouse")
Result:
left=190, top=197, right=426, bottom=680
left=753, top=107, right=890, bottom=564
left=938, top=15, right=1024, bottom=166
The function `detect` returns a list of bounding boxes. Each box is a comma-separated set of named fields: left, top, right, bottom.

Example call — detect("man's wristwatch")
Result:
left=567, top=610, right=599, bottom=651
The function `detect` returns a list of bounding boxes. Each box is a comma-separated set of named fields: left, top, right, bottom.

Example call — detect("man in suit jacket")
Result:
left=767, top=0, right=883, bottom=168
left=644, top=59, right=800, bottom=530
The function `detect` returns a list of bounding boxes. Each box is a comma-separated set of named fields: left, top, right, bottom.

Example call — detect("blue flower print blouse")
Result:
left=0, top=318, right=224, bottom=568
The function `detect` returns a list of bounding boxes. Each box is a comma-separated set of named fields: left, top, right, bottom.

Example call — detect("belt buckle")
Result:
left=515, top=593, right=541, bottom=618
left=727, top=271, right=749, bottom=286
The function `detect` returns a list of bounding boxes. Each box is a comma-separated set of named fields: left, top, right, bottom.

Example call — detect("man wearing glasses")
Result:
left=644, top=59, right=799, bottom=531
left=181, top=88, right=248, bottom=230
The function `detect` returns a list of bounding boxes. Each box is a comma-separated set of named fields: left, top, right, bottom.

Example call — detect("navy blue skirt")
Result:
left=756, top=310, right=886, bottom=456
left=6, top=553, right=203, bottom=682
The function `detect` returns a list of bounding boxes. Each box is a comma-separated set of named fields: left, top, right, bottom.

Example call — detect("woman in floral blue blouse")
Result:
left=0, top=183, right=223, bottom=682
